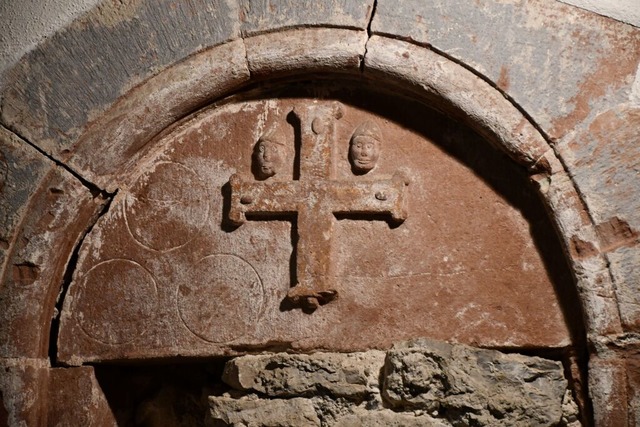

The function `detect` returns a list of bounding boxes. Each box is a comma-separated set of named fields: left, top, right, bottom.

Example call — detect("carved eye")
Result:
left=258, top=145, right=265, bottom=153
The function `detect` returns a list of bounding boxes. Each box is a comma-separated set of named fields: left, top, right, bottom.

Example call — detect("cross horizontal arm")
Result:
left=228, top=174, right=302, bottom=225
left=328, top=171, right=410, bottom=223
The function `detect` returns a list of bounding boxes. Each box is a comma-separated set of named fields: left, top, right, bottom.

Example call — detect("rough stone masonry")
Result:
left=207, top=339, right=580, bottom=426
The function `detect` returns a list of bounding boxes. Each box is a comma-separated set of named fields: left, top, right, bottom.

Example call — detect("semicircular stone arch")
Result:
left=1, top=1, right=638, bottom=425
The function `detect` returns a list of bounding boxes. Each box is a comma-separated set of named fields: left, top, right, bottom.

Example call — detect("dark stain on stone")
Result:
left=12, top=262, right=41, bottom=285
left=570, top=235, right=598, bottom=259
left=550, top=26, right=640, bottom=139
left=0, top=151, right=8, bottom=193
left=497, top=65, right=510, bottom=91
left=0, top=389, right=8, bottom=427
left=596, top=216, right=639, bottom=252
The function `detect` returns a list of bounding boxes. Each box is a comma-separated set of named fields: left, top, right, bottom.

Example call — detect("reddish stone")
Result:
left=626, top=355, right=640, bottom=425
left=0, top=359, right=48, bottom=427
left=47, top=366, right=116, bottom=426
left=57, top=85, right=578, bottom=364
left=0, top=166, right=106, bottom=359
left=590, top=356, right=630, bottom=427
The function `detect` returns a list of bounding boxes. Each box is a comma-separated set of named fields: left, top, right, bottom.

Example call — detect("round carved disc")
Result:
left=177, top=254, right=264, bottom=343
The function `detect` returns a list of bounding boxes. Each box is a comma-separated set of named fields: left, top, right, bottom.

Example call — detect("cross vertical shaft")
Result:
left=228, top=103, right=409, bottom=311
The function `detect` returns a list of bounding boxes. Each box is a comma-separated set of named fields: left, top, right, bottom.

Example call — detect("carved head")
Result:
left=254, top=134, right=284, bottom=179
left=349, top=121, right=381, bottom=174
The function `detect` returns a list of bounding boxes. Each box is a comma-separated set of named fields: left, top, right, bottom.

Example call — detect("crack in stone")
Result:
left=240, top=35, right=252, bottom=80
left=0, top=124, right=109, bottom=198
left=361, top=0, right=378, bottom=74
left=48, top=189, right=117, bottom=366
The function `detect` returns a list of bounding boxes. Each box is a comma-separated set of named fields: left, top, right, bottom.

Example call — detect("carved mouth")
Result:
left=355, top=159, right=373, bottom=167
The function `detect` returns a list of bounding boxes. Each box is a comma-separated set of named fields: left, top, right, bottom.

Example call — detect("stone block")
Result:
left=47, top=366, right=116, bottom=426
left=1, top=0, right=240, bottom=158
left=557, top=106, right=640, bottom=233
left=0, top=127, right=53, bottom=271
left=589, top=356, right=629, bottom=427
left=0, top=165, right=106, bottom=358
left=382, top=339, right=569, bottom=426
left=239, top=0, right=372, bottom=36
left=371, top=0, right=640, bottom=140
left=0, top=358, right=49, bottom=427
left=608, top=245, right=640, bottom=331
left=68, top=40, right=250, bottom=190
left=223, top=351, right=385, bottom=399
left=207, top=395, right=321, bottom=427
left=245, top=28, right=367, bottom=79
left=56, top=86, right=574, bottom=363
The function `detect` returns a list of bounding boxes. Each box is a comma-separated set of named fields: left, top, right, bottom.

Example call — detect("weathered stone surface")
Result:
left=589, top=356, right=630, bottom=427
left=211, top=341, right=577, bottom=426
left=68, top=40, right=250, bottom=191
left=239, top=0, right=373, bottom=36
left=57, top=84, right=575, bottom=363
left=559, top=0, right=640, bottom=28
left=47, top=366, right=116, bottom=426
left=627, top=354, right=640, bottom=426
left=589, top=334, right=640, bottom=425
left=207, top=395, right=321, bottom=427
left=245, top=28, right=366, bottom=79
left=558, top=106, right=640, bottom=231
left=223, top=351, right=385, bottom=398
left=363, top=35, right=556, bottom=173
left=608, top=246, right=640, bottom=331
left=0, top=127, right=53, bottom=270
left=382, top=339, right=569, bottom=426
left=0, top=163, right=106, bottom=358
left=553, top=106, right=640, bottom=332
left=0, top=358, right=48, bottom=427
left=532, top=169, right=623, bottom=337
left=371, top=0, right=640, bottom=140
left=332, top=409, right=449, bottom=427
left=1, top=0, right=240, bottom=158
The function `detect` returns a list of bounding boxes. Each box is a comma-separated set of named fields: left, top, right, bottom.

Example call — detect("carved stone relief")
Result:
left=57, top=83, right=576, bottom=363
left=229, top=104, right=409, bottom=310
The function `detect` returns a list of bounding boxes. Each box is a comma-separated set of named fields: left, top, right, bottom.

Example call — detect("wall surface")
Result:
left=1, top=0, right=639, bottom=425
left=1, top=0, right=638, bottom=81
left=0, top=0, right=100, bottom=79
left=559, top=0, right=640, bottom=27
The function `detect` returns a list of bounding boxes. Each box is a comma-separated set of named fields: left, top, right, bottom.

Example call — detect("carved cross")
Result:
left=228, top=104, right=409, bottom=310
